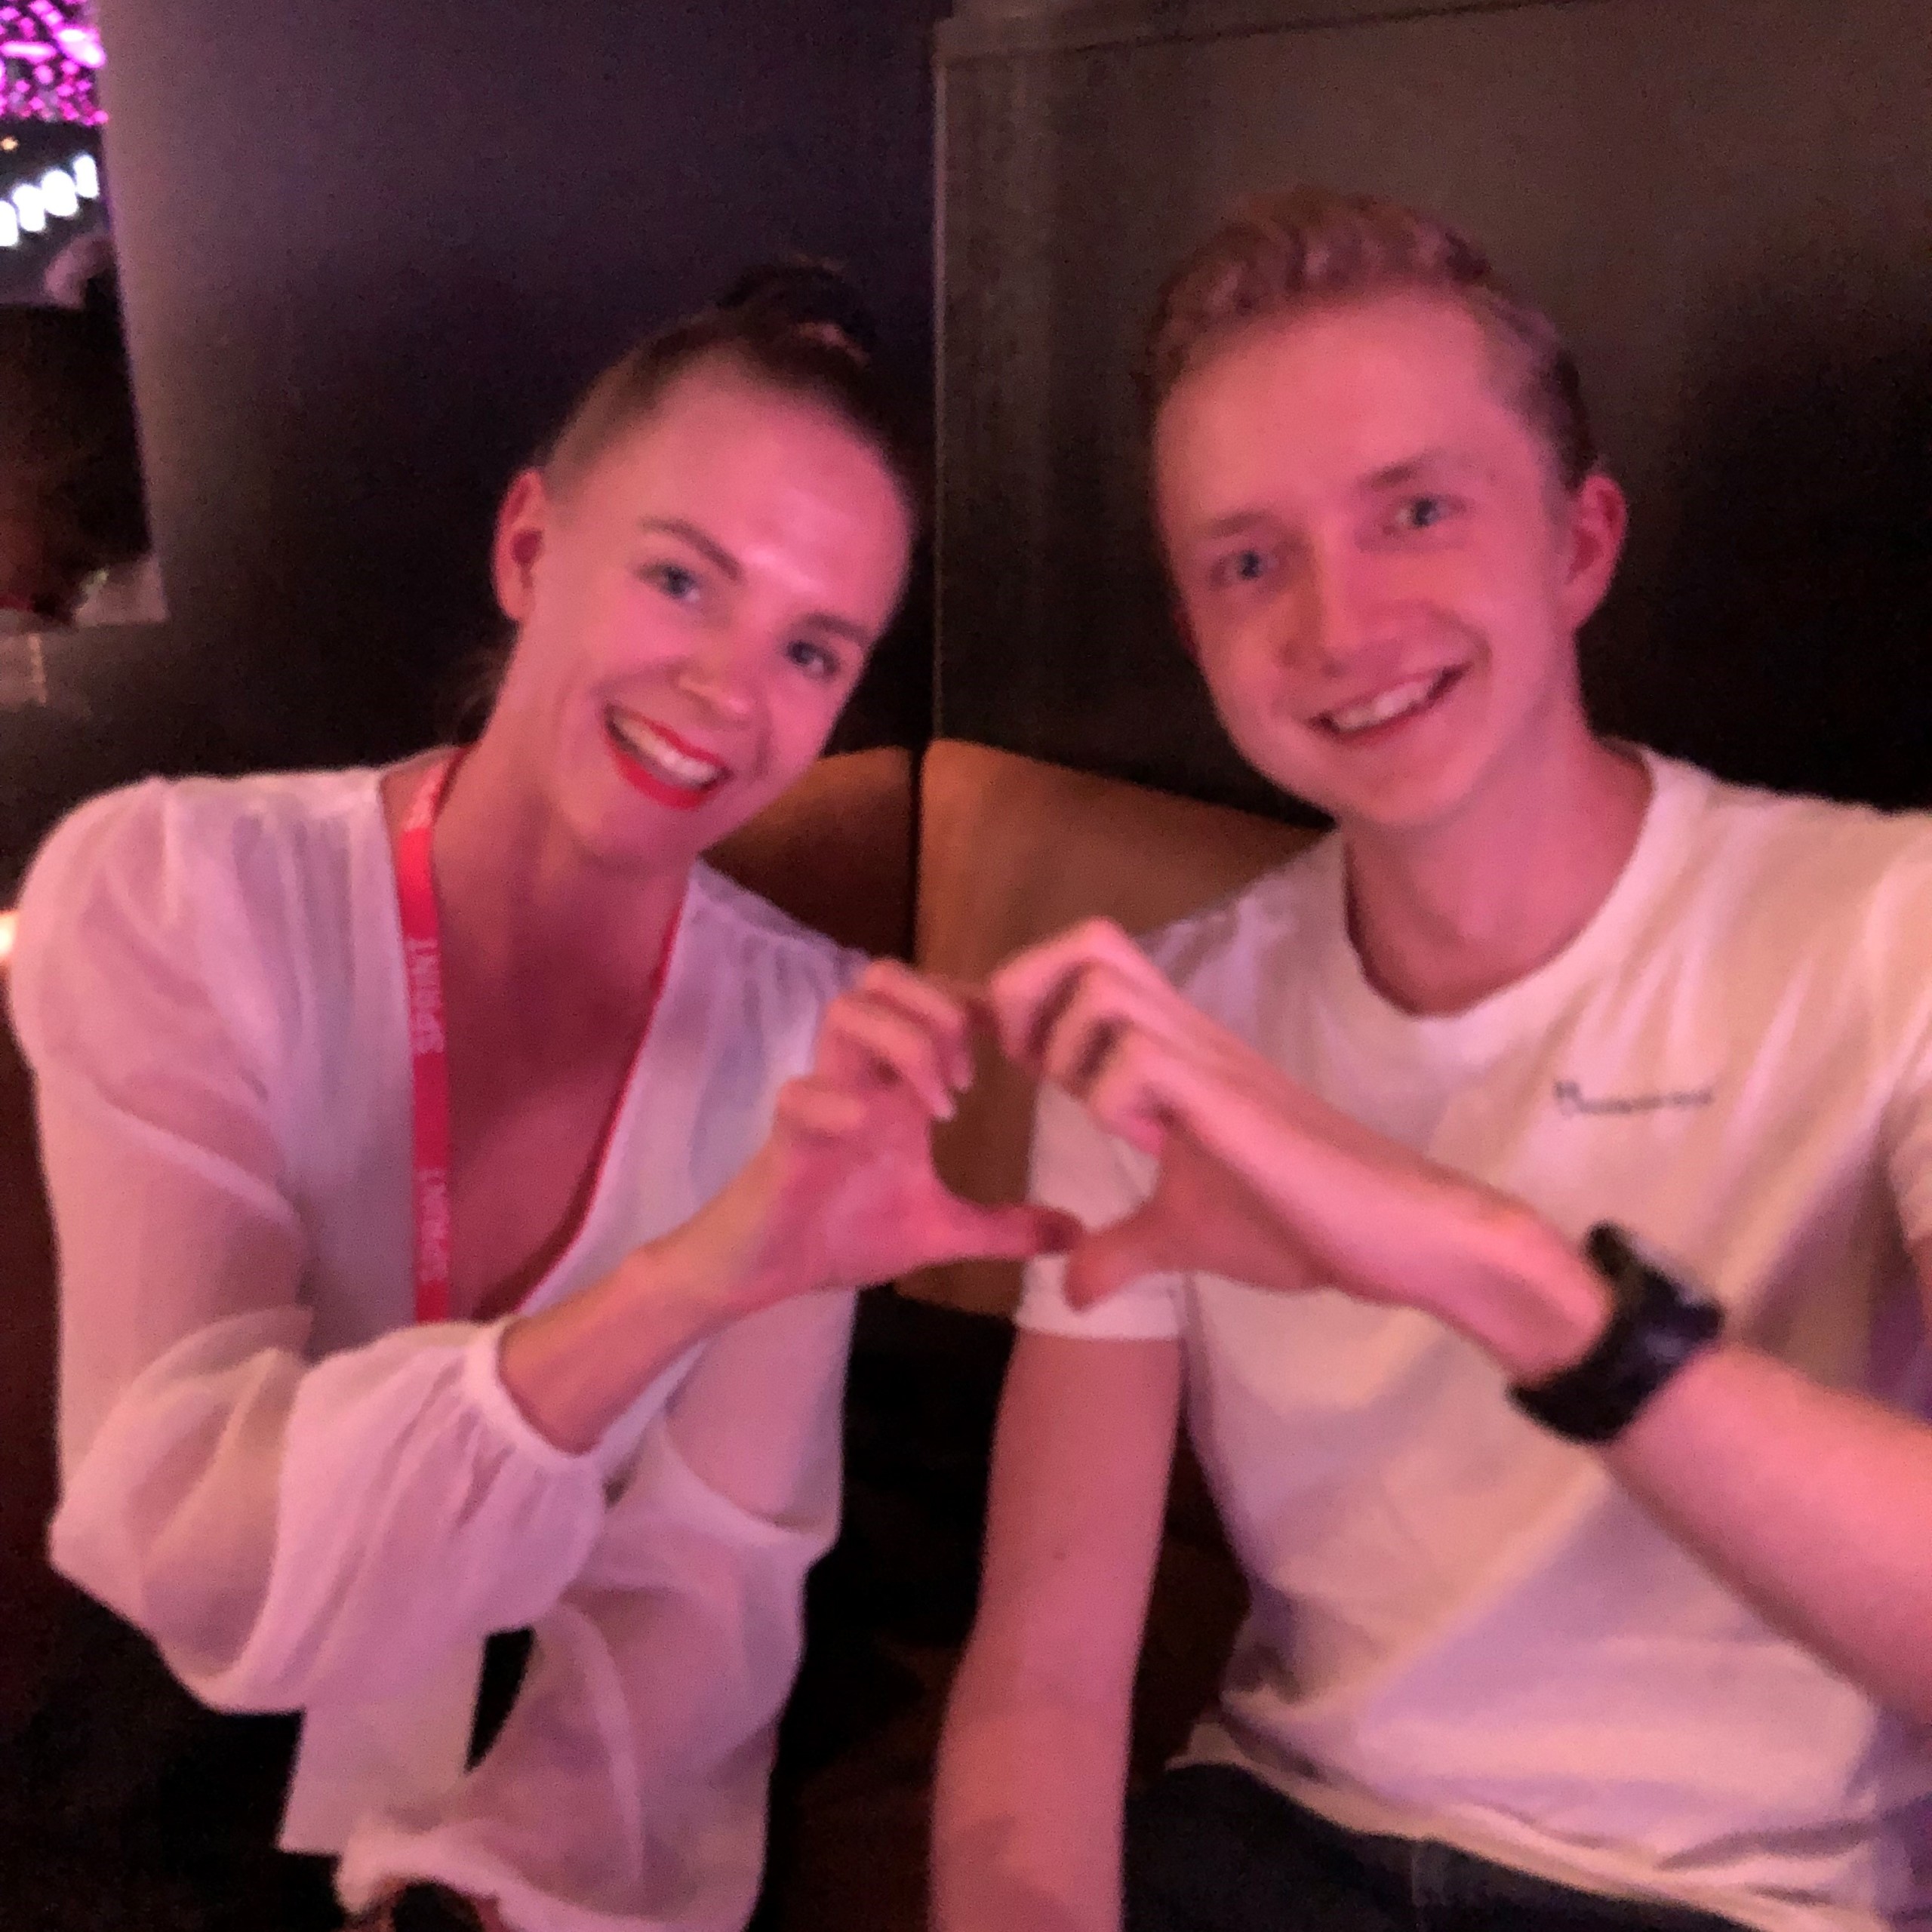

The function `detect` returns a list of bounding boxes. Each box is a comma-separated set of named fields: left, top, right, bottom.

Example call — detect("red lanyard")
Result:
left=394, top=754, right=463, bottom=1324
left=390, top=751, right=682, bottom=1325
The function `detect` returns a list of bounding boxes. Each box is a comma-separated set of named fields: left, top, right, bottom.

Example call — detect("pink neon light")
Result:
left=0, top=0, right=103, bottom=124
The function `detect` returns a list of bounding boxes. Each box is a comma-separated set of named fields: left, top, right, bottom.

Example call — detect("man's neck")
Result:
left=1341, top=722, right=1652, bottom=1018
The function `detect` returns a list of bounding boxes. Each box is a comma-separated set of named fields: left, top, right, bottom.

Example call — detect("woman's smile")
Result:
left=603, top=706, right=735, bottom=809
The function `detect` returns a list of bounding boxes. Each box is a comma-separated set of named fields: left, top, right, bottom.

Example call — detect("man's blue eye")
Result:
left=1214, top=548, right=1270, bottom=588
left=1401, top=497, right=1451, bottom=531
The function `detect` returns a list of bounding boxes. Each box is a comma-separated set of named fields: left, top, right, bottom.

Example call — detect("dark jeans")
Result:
left=1126, top=1764, right=1749, bottom=1932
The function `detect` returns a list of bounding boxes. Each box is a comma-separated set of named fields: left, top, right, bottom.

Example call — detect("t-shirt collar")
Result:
left=1312, top=746, right=1708, bottom=1069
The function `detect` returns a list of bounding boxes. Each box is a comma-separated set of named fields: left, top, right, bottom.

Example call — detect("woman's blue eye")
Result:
left=1398, top=496, right=1453, bottom=532
left=647, top=562, right=701, bottom=602
left=784, top=638, right=841, bottom=682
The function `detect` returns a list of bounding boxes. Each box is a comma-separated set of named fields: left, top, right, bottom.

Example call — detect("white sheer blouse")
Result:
left=11, top=768, right=860, bottom=1932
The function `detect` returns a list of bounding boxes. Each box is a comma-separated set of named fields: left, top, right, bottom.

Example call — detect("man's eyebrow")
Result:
left=638, top=518, right=742, bottom=582
left=1194, top=509, right=1275, bottom=541
left=1361, top=450, right=1484, bottom=492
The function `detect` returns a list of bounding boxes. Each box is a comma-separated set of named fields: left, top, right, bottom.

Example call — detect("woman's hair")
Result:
left=1142, top=186, right=1598, bottom=493
left=445, top=262, right=921, bottom=741
left=540, top=260, right=928, bottom=526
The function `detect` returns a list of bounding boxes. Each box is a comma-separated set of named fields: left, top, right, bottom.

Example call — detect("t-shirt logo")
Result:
left=1554, top=1079, right=1715, bottom=1117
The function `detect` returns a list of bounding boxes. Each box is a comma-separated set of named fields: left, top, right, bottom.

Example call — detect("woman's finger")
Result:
left=851, top=958, right=977, bottom=1092
left=817, top=991, right=961, bottom=1118
left=928, top=1197, right=1085, bottom=1266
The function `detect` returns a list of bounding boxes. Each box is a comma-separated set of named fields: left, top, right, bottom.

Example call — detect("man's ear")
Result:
left=1558, top=469, right=1628, bottom=633
left=491, top=468, right=552, bottom=623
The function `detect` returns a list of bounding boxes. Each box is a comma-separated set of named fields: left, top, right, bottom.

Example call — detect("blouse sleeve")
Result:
left=12, top=785, right=610, bottom=1715
left=336, top=1291, right=857, bottom=1932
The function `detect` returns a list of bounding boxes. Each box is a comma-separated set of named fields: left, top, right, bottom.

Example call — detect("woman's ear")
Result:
left=1170, top=593, right=1201, bottom=662
left=491, top=468, right=552, bottom=623
left=1557, top=469, right=1628, bottom=633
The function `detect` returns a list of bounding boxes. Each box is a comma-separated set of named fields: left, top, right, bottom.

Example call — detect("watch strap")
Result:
left=1509, top=1223, right=1723, bottom=1444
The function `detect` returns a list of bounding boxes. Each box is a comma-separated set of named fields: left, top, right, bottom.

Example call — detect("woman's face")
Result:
left=491, top=361, right=912, bottom=866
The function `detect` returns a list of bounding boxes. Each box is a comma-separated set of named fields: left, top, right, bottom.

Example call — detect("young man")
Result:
left=933, top=190, right=1932, bottom=1932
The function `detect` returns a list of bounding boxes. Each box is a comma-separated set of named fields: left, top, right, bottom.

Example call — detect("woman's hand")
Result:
left=666, top=959, right=1079, bottom=1316
left=503, top=961, right=1075, bottom=1456
left=986, top=920, right=1607, bottom=1377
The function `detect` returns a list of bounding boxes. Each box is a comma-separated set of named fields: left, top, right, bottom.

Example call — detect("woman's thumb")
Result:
left=943, top=1198, right=1086, bottom=1263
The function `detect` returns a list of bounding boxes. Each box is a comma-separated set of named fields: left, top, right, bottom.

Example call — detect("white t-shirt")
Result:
left=11, top=768, right=862, bottom=1932
left=1020, top=752, right=1932, bottom=1932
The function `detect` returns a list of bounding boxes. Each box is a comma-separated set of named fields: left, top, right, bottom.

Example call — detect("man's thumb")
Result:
left=1063, top=1204, right=1171, bottom=1309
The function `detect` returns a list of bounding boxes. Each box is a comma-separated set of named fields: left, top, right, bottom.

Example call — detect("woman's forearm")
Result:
left=497, top=1235, right=738, bottom=1456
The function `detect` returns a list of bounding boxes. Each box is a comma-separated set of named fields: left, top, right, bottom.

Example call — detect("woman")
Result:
left=12, top=271, right=1069, bottom=1932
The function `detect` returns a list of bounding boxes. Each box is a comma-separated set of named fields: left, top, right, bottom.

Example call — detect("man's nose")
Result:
left=673, top=632, right=758, bottom=723
left=1282, top=546, right=1372, bottom=672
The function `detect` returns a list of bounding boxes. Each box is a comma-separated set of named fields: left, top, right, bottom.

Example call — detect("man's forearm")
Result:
left=1603, top=1340, right=1932, bottom=1724
left=934, top=1652, right=1132, bottom=1932
left=1421, top=1216, right=1932, bottom=1722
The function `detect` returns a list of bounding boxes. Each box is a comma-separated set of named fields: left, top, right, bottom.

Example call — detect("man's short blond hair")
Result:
left=1143, top=186, right=1598, bottom=491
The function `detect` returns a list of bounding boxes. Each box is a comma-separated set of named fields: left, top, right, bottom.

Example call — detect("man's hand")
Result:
left=986, top=919, right=1607, bottom=1376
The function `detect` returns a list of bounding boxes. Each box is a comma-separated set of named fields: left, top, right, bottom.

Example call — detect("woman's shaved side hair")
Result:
left=1142, top=186, right=1598, bottom=492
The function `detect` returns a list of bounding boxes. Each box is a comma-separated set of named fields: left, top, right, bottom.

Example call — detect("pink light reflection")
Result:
left=0, top=0, right=103, bottom=122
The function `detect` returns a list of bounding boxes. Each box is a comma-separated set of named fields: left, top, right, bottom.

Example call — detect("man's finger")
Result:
left=986, top=918, right=1152, bottom=1065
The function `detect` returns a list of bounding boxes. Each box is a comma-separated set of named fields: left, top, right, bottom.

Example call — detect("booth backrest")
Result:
left=709, top=746, right=915, bottom=961
left=909, top=740, right=1316, bottom=1317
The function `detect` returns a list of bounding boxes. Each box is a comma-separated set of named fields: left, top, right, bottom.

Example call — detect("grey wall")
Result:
left=936, top=0, right=1932, bottom=817
left=1, top=0, right=943, bottom=881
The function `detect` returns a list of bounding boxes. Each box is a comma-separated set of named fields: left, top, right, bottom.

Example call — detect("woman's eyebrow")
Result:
left=637, top=517, right=742, bottom=582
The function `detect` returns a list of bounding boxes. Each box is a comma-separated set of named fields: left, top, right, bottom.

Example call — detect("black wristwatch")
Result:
left=1509, top=1223, right=1724, bottom=1444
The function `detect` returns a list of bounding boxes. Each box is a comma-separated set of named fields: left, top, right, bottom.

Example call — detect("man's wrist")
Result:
left=1509, top=1224, right=1726, bottom=1443
left=1431, top=1204, right=1616, bottom=1384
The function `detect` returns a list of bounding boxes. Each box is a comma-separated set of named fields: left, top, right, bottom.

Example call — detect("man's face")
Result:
left=1152, top=293, right=1623, bottom=840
